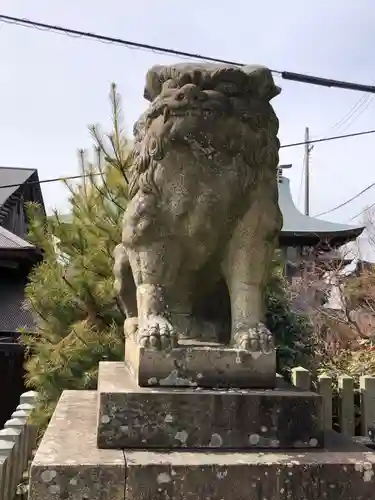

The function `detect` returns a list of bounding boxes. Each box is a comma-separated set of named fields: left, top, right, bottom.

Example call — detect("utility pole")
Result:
left=304, top=126, right=311, bottom=216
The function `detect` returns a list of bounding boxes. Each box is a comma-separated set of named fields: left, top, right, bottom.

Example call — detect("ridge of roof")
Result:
left=0, top=166, right=36, bottom=172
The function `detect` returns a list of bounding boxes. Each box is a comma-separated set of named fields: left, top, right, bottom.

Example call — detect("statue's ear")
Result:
left=144, top=65, right=165, bottom=101
left=242, top=65, right=281, bottom=102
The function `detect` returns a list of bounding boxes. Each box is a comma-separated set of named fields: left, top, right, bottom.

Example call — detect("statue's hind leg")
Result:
left=221, top=182, right=282, bottom=351
left=113, top=243, right=138, bottom=332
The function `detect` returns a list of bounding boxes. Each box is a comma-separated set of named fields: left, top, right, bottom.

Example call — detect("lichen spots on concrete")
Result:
left=209, top=433, right=223, bottom=447
left=216, top=469, right=228, bottom=479
left=48, top=485, right=61, bottom=494
left=175, top=430, right=188, bottom=444
left=41, top=470, right=57, bottom=483
left=356, top=462, right=375, bottom=482
left=249, top=434, right=260, bottom=445
left=159, top=370, right=197, bottom=387
left=157, top=472, right=172, bottom=484
left=364, top=469, right=374, bottom=482
left=100, top=414, right=110, bottom=424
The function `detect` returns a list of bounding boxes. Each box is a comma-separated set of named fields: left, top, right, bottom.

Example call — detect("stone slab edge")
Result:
left=29, top=391, right=125, bottom=500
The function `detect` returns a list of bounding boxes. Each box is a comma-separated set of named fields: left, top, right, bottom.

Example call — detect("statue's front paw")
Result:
left=138, top=315, right=177, bottom=350
left=232, top=322, right=274, bottom=353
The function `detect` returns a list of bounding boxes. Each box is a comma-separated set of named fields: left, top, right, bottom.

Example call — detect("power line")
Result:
left=0, top=173, right=95, bottom=190
left=279, top=128, right=375, bottom=149
left=350, top=202, right=375, bottom=221
left=315, top=181, right=375, bottom=218
left=1, top=127, right=375, bottom=191
left=326, top=92, right=375, bottom=137
left=3, top=14, right=375, bottom=94
left=0, top=14, right=267, bottom=67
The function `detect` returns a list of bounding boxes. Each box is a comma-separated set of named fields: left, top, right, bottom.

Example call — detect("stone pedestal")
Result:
left=28, top=341, right=375, bottom=499
left=125, top=335, right=276, bottom=389
left=97, top=362, right=323, bottom=450
left=30, top=390, right=375, bottom=500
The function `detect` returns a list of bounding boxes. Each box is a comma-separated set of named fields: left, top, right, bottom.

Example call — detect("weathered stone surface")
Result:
left=125, top=432, right=375, bottom=499
left=29, top=389, right=375, bottom=499
left=29, top=391, right=125, bottom=500
left=125, top=335, right=276, bottom=388
left=113, top=63, right=282, bottom=375
left=97, top=362, right=323, bottom=450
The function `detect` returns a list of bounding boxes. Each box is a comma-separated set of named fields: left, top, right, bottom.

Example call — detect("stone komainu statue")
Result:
left=114, top=63, right=282, bottom=351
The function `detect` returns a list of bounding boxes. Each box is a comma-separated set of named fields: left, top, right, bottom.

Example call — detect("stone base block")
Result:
left=29, top=391, right=125, bottom=500
left=125, top=434, right=375, bottom=500
left=97, top=362, right=323, bottom=450
left=125, top=336, right=276, bottom=389
left=30, top=390, right=375, bottom=500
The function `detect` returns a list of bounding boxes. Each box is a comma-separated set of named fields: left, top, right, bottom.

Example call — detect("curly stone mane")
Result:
left=128, top=63, right=280, bottom=199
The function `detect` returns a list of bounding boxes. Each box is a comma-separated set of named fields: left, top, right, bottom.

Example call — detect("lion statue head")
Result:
left=128, top=63, right=281, bottom=198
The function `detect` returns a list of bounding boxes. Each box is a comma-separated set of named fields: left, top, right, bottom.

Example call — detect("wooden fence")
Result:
left=290, top=366, right=375, bottom=440
left=0, top=390, right=38, bottom=500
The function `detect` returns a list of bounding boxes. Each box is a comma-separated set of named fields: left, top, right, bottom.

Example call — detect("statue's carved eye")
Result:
left=176, top=93, right=185, bottom=101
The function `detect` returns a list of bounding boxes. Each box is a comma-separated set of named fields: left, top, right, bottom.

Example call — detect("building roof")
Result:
left=279, top=176, right=365, bottom=247
left=0, top=226, right=35, bottom=250
left=0, top=166, right=36, bottom=207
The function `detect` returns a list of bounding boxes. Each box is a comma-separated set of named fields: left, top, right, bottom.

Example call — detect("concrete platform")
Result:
left=97, top=362, right=323, bottom=450
left=125, top=336, right=276, bottom=388
left=29, top=390, right=375, bottom=500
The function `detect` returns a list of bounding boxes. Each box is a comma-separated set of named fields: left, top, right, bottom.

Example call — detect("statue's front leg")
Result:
left=122, top=191, right=185, bottom=350
left=221, top=193, right=281, bottom=352
left=126, top=243, right=181, bottom=350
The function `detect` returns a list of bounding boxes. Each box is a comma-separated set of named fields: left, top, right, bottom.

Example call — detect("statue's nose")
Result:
left=174, top=84, right=207, bottom=104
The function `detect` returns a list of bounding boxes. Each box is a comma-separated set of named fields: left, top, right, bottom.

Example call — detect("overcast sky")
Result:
left=1, top=1, right=375, bottom=230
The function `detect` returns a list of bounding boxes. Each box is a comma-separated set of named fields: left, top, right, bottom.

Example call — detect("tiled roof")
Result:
left=0, top=278, right=36, bottom=333
left=0, top=167, right=36, bottom=208
left=0, top=226, right=35, bottom=250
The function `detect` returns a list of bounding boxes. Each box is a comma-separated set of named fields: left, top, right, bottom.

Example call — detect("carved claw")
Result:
left=232, top=323, right=274, bottom=353
left=138, top=315, right=177, bottom=350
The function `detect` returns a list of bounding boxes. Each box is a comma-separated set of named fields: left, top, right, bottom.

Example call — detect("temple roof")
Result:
left=278, top=176, right=364, bottom=247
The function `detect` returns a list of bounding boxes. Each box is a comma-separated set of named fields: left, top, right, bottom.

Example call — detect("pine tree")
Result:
left=23, top=85, right=312, bottom=430
left=22, top=84, right=131, bottom=428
